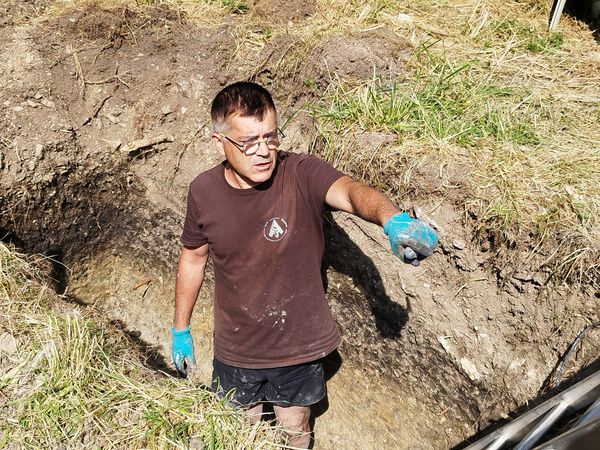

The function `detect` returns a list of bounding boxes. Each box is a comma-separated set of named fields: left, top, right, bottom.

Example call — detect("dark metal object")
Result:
left=555, top=321, right=600, bottom=387
left=575, top=396, right=600, bottom=427
left=534, top=416, right=600, bottom=450
left=549, top=0, right=567, bottom=30
left=464, top=370, right=600, bottom=450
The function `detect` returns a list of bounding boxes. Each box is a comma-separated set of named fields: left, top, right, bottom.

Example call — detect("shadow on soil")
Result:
left=110, top=318, right=180, bottom=377
left=322, top=214, right=409, bottom=339
left=0, top=230, right=179, bottom=377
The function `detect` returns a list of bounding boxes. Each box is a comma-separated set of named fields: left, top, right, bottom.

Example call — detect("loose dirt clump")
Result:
left=303, top=28, right=412, bottom=86
left=0, top=0, right=48, bottom=26
left=249, top=0, right=316, bottom=24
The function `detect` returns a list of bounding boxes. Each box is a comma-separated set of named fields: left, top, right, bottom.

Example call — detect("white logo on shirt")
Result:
left=263, top=217, right=288, bottom=242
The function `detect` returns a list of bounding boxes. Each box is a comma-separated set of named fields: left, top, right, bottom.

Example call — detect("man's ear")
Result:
left=211, top=134, right=225, bottom=156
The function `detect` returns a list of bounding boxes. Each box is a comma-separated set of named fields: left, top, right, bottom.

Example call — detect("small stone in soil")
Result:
left=40, top=98, right=55, bottom=108
left=34, top=143, right=43, bottom=159
left=513, top=271, right=532, bottom=282
left=452, top=238, right=466, bottom=250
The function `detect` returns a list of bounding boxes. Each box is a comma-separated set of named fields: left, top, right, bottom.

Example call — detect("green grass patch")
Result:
left=136, top=0, right=248, bottom=13
left=310, top=49, right=539, bottom=156
left=219, top=0, right=248, bottom=14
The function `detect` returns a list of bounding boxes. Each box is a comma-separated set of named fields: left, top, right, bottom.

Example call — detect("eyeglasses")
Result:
left=218, top=128, right=285, bottom=156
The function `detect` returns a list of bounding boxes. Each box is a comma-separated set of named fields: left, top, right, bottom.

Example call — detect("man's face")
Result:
left=212, top=108, right=278, bottom=189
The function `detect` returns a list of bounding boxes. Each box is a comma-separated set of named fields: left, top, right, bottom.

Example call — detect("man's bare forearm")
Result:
left=173, top=246, right=209, bottom=330
left=346, top=180, right=400, bottom=226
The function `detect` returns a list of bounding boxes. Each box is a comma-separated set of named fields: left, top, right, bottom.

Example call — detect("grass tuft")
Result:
left=479, top=19, right=565, bottom=54
left=0, top=243, right=282, bottom=449
left=311, top=54, right=539, bottom=149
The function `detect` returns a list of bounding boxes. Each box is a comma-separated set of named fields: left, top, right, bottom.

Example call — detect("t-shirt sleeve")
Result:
left=295, top=154, right=346, bottom=205
left=180, top=186, right=209, bottom=247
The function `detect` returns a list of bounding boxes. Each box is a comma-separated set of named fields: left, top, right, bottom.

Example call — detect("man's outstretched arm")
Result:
left=172, top=243, right=209, bottom=375
left=325, top=176, right=438, bottom=262
left=325, top=176, right=399, bottom=226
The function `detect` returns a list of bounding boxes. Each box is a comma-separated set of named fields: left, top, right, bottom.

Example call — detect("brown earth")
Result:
left=1, top=2, right=598, bottom=449
left=303, top=28, right=413, bottom=86
left=249, top=0, right=316, bottom=24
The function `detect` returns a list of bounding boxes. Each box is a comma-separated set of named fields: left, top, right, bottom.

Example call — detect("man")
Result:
left=172, top=82, right=437, bottom=448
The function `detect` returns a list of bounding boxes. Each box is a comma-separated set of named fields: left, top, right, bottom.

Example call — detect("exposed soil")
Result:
left=1, top=2, right=598, bottom=449
left=249, top=0, right=316, bottom=24
left=303, top=28, right=413, bottom=86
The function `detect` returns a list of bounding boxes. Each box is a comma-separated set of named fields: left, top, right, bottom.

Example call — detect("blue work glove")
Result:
left=383, top=212, right=438, bottom=266
left=171, top=325, right=195, bottom=377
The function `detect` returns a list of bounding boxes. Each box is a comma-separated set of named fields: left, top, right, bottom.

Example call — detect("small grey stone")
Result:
left=452, top=238, right=466, bottom=250
left=0, top=333, right=17, bottom=354
left=40, top=98, right=56, bottom=108
left=176, top=80, right=191, bottom=97
left=513, top=271, right=532, bottom=282
left=34, top=144, right=44, bottom=160
left=189, top=438, right=205, bottom=449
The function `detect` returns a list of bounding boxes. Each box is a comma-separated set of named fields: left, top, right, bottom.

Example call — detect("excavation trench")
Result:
left=2, top=163, right=480, bottom=448
left=3, top=118, right=596, bottom=450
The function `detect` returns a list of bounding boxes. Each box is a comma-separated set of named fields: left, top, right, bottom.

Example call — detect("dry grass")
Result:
left=0, top=243, right=282, bottom=449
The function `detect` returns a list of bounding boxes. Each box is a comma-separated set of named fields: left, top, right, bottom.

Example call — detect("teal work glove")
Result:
left=171, top=325, right=195, bottom=377
left=383, top=212, right=438, bottom=266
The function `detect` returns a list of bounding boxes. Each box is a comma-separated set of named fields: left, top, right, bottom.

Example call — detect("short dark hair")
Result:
left=211, top=82, right=276, bottom=132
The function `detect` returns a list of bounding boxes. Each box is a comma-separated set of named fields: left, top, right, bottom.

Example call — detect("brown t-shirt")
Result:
left=181, top=151, right=345, bottom=368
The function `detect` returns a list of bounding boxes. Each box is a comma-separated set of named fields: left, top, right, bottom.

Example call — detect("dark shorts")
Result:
left=212, top=358, right=326, bottom=407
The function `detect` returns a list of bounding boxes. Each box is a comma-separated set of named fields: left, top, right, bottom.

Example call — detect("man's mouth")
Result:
left=254, top=161, right=272, bottom=171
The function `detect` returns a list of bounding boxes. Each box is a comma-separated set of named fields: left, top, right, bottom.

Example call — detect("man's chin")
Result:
left=250, top=167, right=274, bottom=183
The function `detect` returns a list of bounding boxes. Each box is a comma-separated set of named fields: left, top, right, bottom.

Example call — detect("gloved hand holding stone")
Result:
left=171, top=325, right=195, bottom=377
left=383, top=212, right=438, bottom=265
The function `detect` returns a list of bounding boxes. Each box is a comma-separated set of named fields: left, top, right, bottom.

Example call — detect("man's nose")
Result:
left=255, top=139, right=270, bottom=156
